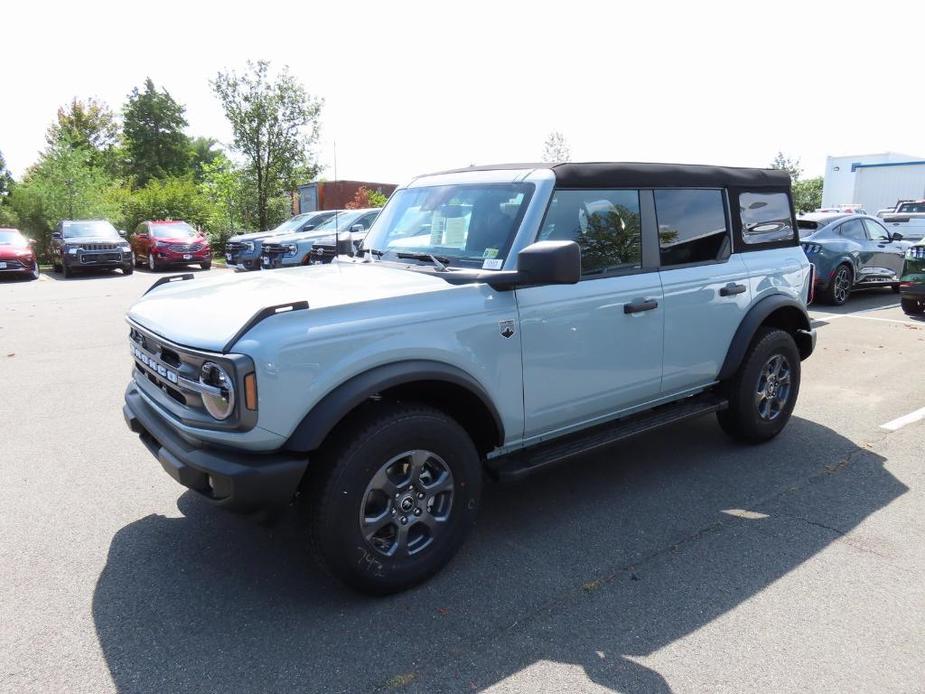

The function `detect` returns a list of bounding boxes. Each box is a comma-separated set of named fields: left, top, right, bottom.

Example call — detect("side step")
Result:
left=487, top=393, right=728, bottom=482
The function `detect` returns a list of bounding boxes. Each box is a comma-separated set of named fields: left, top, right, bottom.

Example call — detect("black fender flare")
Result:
left=716, top=294, right=813, bottom=382
left=284, top=360, right=504, bottom=453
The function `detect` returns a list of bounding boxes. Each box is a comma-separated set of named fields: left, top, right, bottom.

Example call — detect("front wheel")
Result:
left=200, top=261, right=212, bottom=270
left=717, top=327, right=801, bottom=443
left=29, top=260, right=40, bottom=280
left=305, top=403, right=482, bottom=595
left=147, top=254, right=159, bottom=272
left=901, top=297, right=925, bottom=316
left=122, top=263, right=134, bottom=275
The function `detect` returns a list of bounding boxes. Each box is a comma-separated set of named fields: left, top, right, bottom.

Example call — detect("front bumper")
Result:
left=66, top=251, right=131, bottom=268
left=123, top=383, right=308, bottom=512
left=0, top=258, right=36, bottom=273
left=153, top=250, right=211, bottom=266
left=224, top=249, right=262, bottom=270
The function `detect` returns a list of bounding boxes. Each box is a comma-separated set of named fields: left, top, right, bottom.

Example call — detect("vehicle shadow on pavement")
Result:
left=39, top=268, right=132, bottom=282
left=92, top=416, right=904, bottom=693
left=811, top=288, right=900, bottom=315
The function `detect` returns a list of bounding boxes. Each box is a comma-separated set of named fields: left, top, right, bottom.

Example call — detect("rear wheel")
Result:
left=820, top=264, right=852, bottom=305
left=717, top=327, right=801, bottom=443
left=901, top=297, right=925, bottom=315
left=305, top=403, right=482, bottom=595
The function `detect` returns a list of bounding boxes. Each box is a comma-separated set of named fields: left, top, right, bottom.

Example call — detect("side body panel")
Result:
left=516, top=272, right=664, bottom=440
left=658, top=254, right=752, bottom=393
left=738, top=246, right=810, bottom=305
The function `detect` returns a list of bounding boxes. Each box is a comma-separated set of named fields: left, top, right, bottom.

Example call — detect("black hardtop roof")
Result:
left=425, top=162, right=791, bottom=189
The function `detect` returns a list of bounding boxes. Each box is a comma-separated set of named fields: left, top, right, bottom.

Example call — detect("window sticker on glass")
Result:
left=482, top=248, right=499, bottom=259
left=443, top=214, right=469, bottom=247
left=482, top=258, right=503, bottom=270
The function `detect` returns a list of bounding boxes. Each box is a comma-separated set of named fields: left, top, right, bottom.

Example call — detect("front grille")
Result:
left=76, top=243, right=118, bottom=251
left=80, top=252, right=122, bottom=264
left=225, top=242, right=247, bottom=253
left=169, top=243, right=204, bottom=253
left=262, top=243, right=288, bottom=256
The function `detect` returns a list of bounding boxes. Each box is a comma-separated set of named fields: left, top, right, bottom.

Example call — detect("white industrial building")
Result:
left=822, top=152, right=925, bottom=213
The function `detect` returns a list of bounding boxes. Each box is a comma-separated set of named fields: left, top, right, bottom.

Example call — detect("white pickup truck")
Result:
left=881, top=200, right=925, bottom=241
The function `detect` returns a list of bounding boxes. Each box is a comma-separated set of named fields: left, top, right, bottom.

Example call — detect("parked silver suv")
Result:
left=123, top=162, right=815, bottom=594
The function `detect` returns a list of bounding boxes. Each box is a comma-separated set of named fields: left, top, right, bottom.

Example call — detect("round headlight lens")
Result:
left=200, top=361, right=235, bottom=420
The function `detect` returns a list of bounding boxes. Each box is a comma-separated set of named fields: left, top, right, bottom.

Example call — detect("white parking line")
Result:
left=812, top=313, right=922, bottom=328
left=880, top=406, right=925, bottom=431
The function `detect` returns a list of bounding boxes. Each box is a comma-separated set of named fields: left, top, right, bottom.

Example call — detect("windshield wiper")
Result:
left=396, top=252, right=450, bottom=271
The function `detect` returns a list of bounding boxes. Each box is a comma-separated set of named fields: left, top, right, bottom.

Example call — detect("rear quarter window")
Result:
left=740, top=192, right=795, bottom=245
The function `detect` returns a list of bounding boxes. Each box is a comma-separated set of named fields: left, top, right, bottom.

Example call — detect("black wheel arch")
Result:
left=284, top=360, right=505, bottom=455
left=717, top=294, right=814, bottom=382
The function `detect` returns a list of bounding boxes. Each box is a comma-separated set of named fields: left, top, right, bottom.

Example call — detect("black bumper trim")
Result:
left=124, top=384, right=308, bottom=511
left=899, top=284, right=925, bottom=299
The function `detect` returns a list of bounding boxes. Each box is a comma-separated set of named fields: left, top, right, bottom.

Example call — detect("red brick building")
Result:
left=294, top=180, right=397, bottom=214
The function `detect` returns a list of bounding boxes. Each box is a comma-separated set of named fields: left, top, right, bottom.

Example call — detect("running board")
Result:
left=488, top=393, right=728, bottom=481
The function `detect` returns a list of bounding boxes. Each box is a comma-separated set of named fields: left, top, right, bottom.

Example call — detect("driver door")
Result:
left=863, top=217, right=905, bottom=279
left=517, top=189, right=663, bottom=441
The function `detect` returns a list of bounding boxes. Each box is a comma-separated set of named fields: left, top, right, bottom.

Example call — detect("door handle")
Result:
left=719, top=282, right=746, bottom=297
left=624, top=298, right=658, bottom=314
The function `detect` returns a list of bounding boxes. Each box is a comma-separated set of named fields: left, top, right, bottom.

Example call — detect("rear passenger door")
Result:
left=517, top=188, right=664, bottom=440
left=655, top=189, right=751, bottom=394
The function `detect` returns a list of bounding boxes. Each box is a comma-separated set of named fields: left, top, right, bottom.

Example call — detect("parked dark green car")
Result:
left=899, top=239, right=925, bottom=316
left=798, top=213, right=911, bottom=305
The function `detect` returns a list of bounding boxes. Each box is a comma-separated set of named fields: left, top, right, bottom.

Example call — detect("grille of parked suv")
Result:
left=76, top=243, right=119, bottom=251
left=80, top=252, right=121, bottom=263
left=168, top=243, right=204, bottom=253
left=262, top=243, right=288, bottom=256
left=225, top=241, right=247, bottom=253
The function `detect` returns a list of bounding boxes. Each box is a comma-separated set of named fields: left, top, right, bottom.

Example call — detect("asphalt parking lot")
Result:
left=2, top=268, right=924, bottom=693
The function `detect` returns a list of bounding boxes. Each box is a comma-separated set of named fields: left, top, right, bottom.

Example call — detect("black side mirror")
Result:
left=483, top=241, right=581, bottom=290
left=302, top=224, right=316, bottom=232
left=350, top=224, right=365, bottom=233
left=891, top=232, right=904, bottom=241
left=52, top=232, right=62, bottom=240
left=118, top=229, right=127, bottom=237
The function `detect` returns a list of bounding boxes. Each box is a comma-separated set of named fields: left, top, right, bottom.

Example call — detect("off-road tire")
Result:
left=901, top=297, right=925, bottom=315
left=717, top=327, right=801, bottom=443
left=304, top=402, right=482, bottom=595
left=820, top=263, right=852, bottom=305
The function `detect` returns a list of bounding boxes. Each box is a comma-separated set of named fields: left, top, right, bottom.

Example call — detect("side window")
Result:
left=655, top=189, right=729, bottom=267
left=739, top=192, right=794, bottom=244
left=839, top=219, right=866, bottom=241
left=539, top=189, right=641, bottom=276
left=863, top=218, right=890, bottom=241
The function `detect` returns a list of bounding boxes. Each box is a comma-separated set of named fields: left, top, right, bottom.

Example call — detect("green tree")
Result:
left=770, top=152, right=802, bottom=181
left=793, top=176, right=823, bottom=213
left=188, top=136, right=222, bottom=182
left=123, top=176, right=213, bottom=233
left=123, top=78, right=191, bottom=185
left=8, top=137, right=121, bottom=259
left=0, top=149, right=15, bottom=199
left=45, top=97, right=119, bottom=172
left=211, top=60, right=323, bottom=230
left=345, top=186, right=388, bottom=209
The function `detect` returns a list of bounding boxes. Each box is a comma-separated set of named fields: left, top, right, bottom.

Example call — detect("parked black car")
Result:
left=52, top=220, right=133, bottom=278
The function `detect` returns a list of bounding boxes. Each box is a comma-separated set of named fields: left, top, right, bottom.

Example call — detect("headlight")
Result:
left=285, top=244, right=298, bottom=257
left=67, top=245, right=79, bottom=254
left=199, top=361, right=235, bottom=420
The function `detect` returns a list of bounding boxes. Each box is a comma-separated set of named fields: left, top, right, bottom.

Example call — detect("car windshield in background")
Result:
left=897, top=202, right=925, bottom=213
left=273, top=213, right=315, bottom=234
left=0, top=230, right=27, bottom=246
left=62, top=221, right=119, bottom=238
left=151, top=222, right=197, bottom=239
left=313, top=211, right=365, bottom=232
left=365, top=183, right=534, bottom=267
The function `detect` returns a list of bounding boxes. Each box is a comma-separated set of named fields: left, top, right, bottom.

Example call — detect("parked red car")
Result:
left=131, top=220, right=212, bottom=271
left=0, top=228, right=40, bottom=280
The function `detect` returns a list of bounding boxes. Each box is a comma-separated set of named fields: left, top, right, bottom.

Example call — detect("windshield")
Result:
left=62, top=220, right=119, bottom=239
left=313, top=211, right=367, bottom=232
left=271, top=212, right=317, bottom=234
left=151, top=222, right=197, bottom=239
left=897, top=202, right=925, bottom=213
left=364, top=183, right=534, bottom=267
left=0, top=230, right=28, bottom=246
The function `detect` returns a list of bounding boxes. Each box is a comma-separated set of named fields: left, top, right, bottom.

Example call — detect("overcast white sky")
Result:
left=2, top=0, right=924, bottom=184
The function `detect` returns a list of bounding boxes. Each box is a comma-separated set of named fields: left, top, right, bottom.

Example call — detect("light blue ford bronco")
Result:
left=123, top=162, right=815, bottom=594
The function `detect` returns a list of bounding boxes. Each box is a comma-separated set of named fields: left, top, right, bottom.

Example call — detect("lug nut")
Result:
left=414, top=508, right=422, bottom=516
left=417, top=492, right=424, bottom=499
left=395, top=492, right=400, bottom=499
left=400, top=516, right=408, bottom=524
left=391, top=508, right=396, bottom=515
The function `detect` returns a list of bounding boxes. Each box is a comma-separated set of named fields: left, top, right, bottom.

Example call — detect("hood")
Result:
left=262, top=228, right=348, bottom=246
left=128, top=261, right=453, bottom=352
left=65, top=236, right=126, bottom=245
left=228, top=230, right=284, bottom=242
